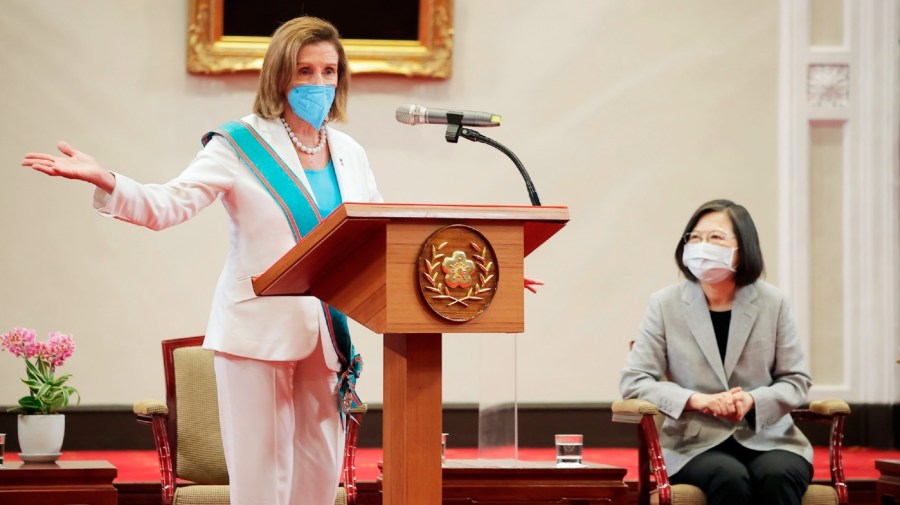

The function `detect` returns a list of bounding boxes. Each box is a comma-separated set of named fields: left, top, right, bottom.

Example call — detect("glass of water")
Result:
left=0, top=433, right=5, bottom=468
left=555, top=433, right=583, bottom=467
left=441, top=433, right=449, bottom=465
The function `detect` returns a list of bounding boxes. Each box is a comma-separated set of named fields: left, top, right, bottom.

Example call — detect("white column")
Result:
left=778, top=0, right=900, bottom=403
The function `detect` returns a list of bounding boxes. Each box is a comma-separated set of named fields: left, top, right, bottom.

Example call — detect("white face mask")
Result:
left=682, top=242, right=737, bottom=284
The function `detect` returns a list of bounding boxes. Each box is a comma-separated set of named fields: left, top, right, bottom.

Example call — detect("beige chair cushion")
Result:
left=174, top=484, right=230, bottom=505
left=650, top=482, right=838, bottom=505
left=174, top=346, right=229, bottom=485
left=802, top=484, right=838, bottom=505
left=652, top=484, right=706, bottom=505
left=334, top=487, right=347, bottom=505
left=173, top=485, right=348, bottom=505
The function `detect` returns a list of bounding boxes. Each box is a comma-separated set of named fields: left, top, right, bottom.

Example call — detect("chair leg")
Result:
left=343, top=413, right=361, bottom=505
left=147, top=415, right=176, bottom=505
left=640, top=416, right=671, bottom=505
left=638, top=424, right=651, bottom=505
left=830, top=415, right=849, bottom=505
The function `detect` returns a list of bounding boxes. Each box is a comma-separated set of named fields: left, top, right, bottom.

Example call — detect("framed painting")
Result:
left=187, top=0, right=453, bottom=78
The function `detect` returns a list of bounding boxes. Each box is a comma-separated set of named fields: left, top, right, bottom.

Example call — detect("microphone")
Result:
left=395, top=104, right=502, bottom=127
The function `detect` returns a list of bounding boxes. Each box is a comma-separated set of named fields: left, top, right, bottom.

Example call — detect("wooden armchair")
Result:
left=133, top=336, right=366, bottom=505
left=611, top=398, right=851, bottom=505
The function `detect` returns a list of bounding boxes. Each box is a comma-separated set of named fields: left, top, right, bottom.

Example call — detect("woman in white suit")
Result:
left=620, top=199, right=813, bottom=505
left=21, top=17, right=380, bottom=505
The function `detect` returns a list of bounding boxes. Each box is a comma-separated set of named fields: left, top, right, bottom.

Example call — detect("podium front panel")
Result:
left=384, top=222, right=524, bottom=334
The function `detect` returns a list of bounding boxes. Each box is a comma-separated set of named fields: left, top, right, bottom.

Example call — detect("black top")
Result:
left=709, top=310, right=732, bottom=362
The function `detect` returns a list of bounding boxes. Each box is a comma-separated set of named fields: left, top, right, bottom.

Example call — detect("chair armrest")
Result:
left=792, top=399, right=851, bottom=425
left=810, top=398, right=850, bottom=416
left=612, top=399, right=660, bottom=414
left=793, top=398, right=851, bottom=505
left=133, top=399, right=169, bottom=417
left=612, top=399, right=671, bottom=505
left=133, top=399, right=175, bottom=505
left=348, top=403, right=368, bottom=416
left=612, top=399, right=659, bottom=423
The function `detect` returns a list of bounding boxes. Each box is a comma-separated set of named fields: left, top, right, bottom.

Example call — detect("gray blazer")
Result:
left=619, top=280, right=813, bottom=475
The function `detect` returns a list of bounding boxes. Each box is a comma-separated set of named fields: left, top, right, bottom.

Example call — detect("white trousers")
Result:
left=213, top=336, right=344, bottom=505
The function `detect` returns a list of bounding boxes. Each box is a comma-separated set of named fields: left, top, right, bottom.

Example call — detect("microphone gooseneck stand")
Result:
left=444, top=112, right=542, bottom=207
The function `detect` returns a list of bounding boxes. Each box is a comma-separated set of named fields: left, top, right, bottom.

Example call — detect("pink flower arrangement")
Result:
left=1, top=327, right=80, bottom=414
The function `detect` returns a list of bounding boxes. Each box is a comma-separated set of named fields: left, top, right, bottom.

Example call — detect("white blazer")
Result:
left=94, top=114, right=383, bottom=367
left=619, top=280, right=813, bottom=475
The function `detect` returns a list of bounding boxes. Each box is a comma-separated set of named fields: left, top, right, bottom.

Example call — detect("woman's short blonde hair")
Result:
left=253, top=17, right=349, bottom=122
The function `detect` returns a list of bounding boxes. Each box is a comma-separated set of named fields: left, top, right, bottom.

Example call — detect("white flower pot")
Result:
left=17, top=414, right=65, bottom=457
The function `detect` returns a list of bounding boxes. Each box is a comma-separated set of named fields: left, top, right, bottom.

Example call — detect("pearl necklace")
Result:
left=280, top=117, right=327, bottom=155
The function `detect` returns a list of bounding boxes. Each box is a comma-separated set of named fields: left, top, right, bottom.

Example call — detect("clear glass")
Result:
left=0, top=433, right=5, bottom=468
left=477, top=333, right=518, bottom=461
left=441, top=433, right=448, bottom=466
left=555, top=434, right=583, bottom=467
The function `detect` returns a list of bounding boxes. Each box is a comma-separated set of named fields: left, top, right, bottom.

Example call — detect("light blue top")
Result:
left=304, top=160, right=343, bottom=217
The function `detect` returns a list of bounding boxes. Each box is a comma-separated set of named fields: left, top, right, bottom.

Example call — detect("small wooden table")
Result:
left=380, top=459, right=628, bottom=505
left=877, top=459, right=900, bottom=505
left=0, top=460, right=118, bottom=505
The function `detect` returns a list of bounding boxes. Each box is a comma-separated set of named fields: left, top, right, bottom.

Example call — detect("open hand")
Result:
left=22, top=141, right=115, bottom=192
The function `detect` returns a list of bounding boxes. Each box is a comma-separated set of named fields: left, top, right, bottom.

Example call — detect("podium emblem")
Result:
left=418, top=225, right=499, bottom=322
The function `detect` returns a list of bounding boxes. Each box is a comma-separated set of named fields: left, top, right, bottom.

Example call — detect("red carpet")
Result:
left=5, top=446, right=898, bottom=482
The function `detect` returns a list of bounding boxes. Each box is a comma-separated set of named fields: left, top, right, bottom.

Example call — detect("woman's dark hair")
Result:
left=674, top=199, right=764, bottom=286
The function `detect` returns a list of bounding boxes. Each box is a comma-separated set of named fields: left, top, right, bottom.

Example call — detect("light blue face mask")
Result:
left=287, top=84, right=336, bottom=130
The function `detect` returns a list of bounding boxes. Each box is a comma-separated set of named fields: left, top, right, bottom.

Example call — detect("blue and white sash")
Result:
left=203, top=120, right=363, bottom=416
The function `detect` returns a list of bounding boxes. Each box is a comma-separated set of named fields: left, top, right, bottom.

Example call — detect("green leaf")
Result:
left=52, top=374, right=72, bottom=387
left=49, top=395, right=66, bottom=412
left=24, top=358, right=38, bottom=373
left=18, top=396, right=42, bottom=411
left=21, top=378, right=41, bottom=392
left=24, top=360, right=40, bottom=381
left=36, top=383, right=51, bottom=399
left=36, top=359, right=52, bottom=381
left=41, top=392, right=55, bottom=404
left=18, top=395, right=40, bottom=407
left=68, top=387, right=81, bottom=406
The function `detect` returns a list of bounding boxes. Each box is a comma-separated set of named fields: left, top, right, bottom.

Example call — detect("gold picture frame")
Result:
left=187, top=0, right=453, bottom=78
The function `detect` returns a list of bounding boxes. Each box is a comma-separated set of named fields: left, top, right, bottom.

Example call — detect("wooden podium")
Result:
left=253, top=203, right=569, bottom=505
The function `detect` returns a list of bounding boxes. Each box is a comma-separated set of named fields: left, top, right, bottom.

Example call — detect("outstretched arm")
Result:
left=22, top=141, right=116, bottom=193
left=22, top=136, right=236, bottom=231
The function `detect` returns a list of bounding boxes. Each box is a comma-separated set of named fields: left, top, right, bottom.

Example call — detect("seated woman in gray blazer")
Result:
left=620, top=199, right=813, bottom=505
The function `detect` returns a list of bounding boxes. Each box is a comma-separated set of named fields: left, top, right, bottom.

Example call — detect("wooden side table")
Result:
left=379, top=459, right=628, bottom=505
left=0, top=460, right=118, bottom=505
left=877, top=459, right=900, bottom=505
